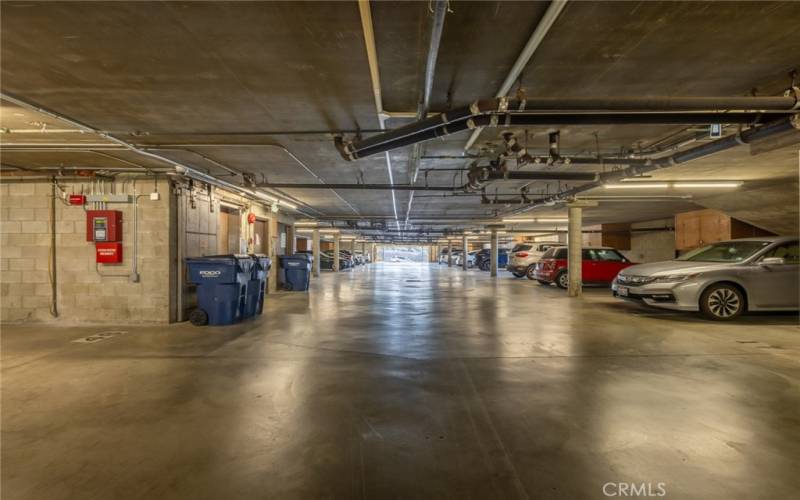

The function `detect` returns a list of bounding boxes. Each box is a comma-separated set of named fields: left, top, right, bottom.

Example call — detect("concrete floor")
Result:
left=2, top=263, right=799, bottom=500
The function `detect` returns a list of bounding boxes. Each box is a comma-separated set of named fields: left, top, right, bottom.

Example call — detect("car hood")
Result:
left=620, top=260, right=734, bottom=276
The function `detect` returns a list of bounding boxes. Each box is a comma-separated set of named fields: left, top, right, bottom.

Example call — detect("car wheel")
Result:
left=700, top=283, right=745, bottom=320
left=556, top=271, right=569, bottom=289
left=525, top=265, right=537, bottom=280
left=511, top=271, right=525, bottom=278
left=479, top=261, right=489, bottom=272
left=537, top=280, right=550, bottom=286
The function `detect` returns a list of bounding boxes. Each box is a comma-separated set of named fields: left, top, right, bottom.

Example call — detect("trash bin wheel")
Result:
left=283, top=282, right=293, bottom=291
left=189, top=308, right=209, bottom=326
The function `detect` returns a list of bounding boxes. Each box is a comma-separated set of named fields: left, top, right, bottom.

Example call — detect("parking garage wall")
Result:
left=629, top=219, right=676, bottom=263
left=1, top=179, right=172, bottom=323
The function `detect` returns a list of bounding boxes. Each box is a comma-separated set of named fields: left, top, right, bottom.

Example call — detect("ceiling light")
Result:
left=604, top=183, right=670, bottom=189
left=278, top=199, right=298, bottom=210
left=672, top=182, right=742, bottom=188
left=536, top=218, right=568, bottom=223
left=294, top=221, right=319, bottom=226
left=502, top=218, right=535, bottom=223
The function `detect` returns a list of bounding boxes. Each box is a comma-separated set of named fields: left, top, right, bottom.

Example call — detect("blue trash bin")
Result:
left=185, top=254, right=254, bottom=326
left=279, top=254, right=311, bottom=291
left=248, top=254, right=271, bottom=316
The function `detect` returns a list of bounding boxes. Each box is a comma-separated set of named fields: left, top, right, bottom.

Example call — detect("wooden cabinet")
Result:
left=601, top=223, right=631, bottom=250
left=675, top=209, right=773, bottom=251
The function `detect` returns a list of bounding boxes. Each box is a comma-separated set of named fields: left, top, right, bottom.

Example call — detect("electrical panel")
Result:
left=86, top=210, right=123, bottom=242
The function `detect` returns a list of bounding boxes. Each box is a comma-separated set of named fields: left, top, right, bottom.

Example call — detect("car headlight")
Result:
left=652, top=273, right=698, bottom=283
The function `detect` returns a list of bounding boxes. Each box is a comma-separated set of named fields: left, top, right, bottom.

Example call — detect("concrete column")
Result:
left=361, top=241, right=366, bottom=259
left=447, top=240, right=453, bottom=267
left=333, top=233, right=340, bottom=272
left=462, top=235, right=468, bottom=270
left=490, top=229, right=498, bottom=277
left=568, top=206, right=582, bottom=297
left=312, top=228, right=321, bottom=277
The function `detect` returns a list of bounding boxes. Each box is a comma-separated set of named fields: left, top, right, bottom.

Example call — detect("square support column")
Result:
left=490, top=229, right=498, bottom=277
left=567, top=206, right=582, bottom=297
left=567, top=200, right=598, bottom=297
left=312, top=228, right=321, bottom=277
left=447, top=240, right=453, bottom=267
left=333, top=233, right=340, bottom=272
left=462, top=235, right=468, bottom=270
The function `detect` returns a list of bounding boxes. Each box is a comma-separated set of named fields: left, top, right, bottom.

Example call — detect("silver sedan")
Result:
left=612, top=236, right=799, bottom=320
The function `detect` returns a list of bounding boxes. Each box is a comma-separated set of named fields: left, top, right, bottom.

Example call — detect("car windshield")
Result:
left=511, top=244, right=532, bottom=252
left=676, top=241, right=771, bottom=262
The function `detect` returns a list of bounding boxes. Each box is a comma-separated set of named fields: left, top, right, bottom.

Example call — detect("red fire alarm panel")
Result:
left=68, top=194, right=86, bottom=206
left=95, top=242, right=123, bottom=264
left=86, top=210, right=123, bottom=242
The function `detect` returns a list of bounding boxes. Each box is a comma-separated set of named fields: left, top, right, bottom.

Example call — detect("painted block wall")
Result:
left=1, top=180, right=172, bottom=323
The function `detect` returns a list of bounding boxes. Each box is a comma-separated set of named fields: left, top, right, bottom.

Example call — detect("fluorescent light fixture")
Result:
left=673, top=182, right=742, bottom=188
left=294, top=221, right=319, bottom=226
left=252, top=190, right=277, bottom=203
left=605, top=183, right=670, bottom=189
left=277, top=199, right=298, bottom=210
left=502, top=218, right=567, bottom=223
left=218, top=200, right=242, bottom=210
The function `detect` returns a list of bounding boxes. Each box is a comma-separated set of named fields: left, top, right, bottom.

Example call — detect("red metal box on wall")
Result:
left=95, top=242, right=123, bottom=264
left=86, top=210, right=123, bottom=242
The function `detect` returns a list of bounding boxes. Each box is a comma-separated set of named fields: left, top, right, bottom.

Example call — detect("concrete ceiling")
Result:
left=1, top=1, right=798, bottom=235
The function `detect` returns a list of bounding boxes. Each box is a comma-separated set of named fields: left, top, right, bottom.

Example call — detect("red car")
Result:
left=533, top=246, right=636, bottom=288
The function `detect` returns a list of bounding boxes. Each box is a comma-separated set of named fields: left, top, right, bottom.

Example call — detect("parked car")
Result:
left=475, top=248, right=509, bottom=271
left=453, top=250, right=478, bottom=267
left=534, top=246, right=635, bottom=288
left=507, top=242, right=559, bottom=279
left=451, top=250, right=467, bottom=266
left=438, top=248, right=462, bottom=264
left=464, top=250, right=478, bottom=267
left=612, top=236, right=799, bottom=320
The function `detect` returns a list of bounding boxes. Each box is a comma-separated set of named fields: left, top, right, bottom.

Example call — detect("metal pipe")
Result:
left=1, top=92, right=310, bottom=214
left=342, top=111, right=791, bottom=160
left=507, top=115, right=799, bottom=214
left=257, top=183, right=458, bottom=191
left=405, top=0, right=448, bottom=227
left=464, top=0, right=570, bottom=151
left=358, top=0, right=398, bottom=227
left=49, top=180, right=59, bottom=318
left=150, top=143, right=357, bottom=216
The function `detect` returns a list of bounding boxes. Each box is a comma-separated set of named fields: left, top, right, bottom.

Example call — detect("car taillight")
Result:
left=515, top=252, right=528, bottom=257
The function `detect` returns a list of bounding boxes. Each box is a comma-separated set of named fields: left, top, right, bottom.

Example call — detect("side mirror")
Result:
left=760, top=257, right=785, bottom=266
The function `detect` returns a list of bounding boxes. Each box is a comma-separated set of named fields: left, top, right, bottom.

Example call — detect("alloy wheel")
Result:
left=707, top=288, right=741, bottom=318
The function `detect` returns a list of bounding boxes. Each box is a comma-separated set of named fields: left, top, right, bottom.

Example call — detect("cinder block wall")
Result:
left=1, top=179, right=172, bottom=323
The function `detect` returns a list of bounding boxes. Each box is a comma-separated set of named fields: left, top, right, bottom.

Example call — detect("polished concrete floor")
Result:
left=3, top=262, right=799, bottom=500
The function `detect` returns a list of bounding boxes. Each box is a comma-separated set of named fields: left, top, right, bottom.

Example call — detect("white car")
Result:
left=453, top=250, right=478, bottom=267
left=507, top=242, right=559, bottom=279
